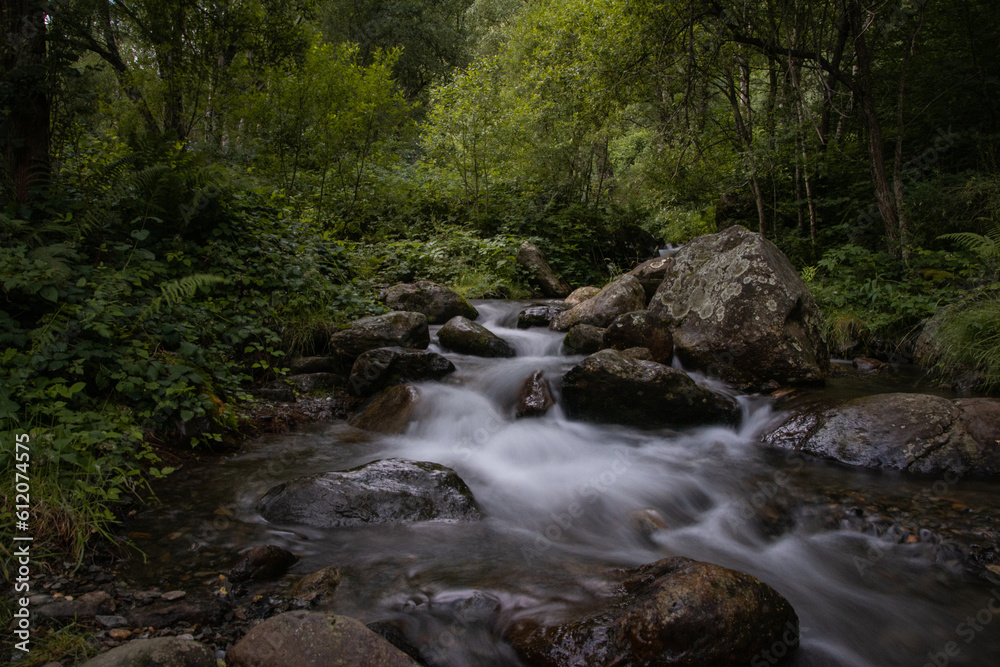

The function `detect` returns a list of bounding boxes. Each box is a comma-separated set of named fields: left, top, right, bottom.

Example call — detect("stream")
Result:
left=129, top=300, right=1000, bottom=666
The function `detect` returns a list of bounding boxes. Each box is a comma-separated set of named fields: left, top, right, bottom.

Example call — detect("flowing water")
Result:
left=130, top=300, right=1000, bottom=666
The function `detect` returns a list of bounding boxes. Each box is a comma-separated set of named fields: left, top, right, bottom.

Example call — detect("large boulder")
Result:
left=604, top=310, right=674, bottom=365
left=564, top=286, right=600, bottom=305
left=648, top=225, right=827, bottom=387
left=627, top=256, right=672, bottom=302
left=763, top=393, right=1000, bottom=476
left=517, top=304, right=569, bottom=329
left=384, top=281, right=478, bottom=324
left=257, top=458, right=483, bottom=528
left=349, top=385, right=421, bottom=434
left=505, top=557, right=798, bottom=667
left=438, top=316, right=516, bottom=358
left=330, top=312, right=429, bottom=364
left=562, top=323, right=606, bottom=355
left=82, top=638, right=217, bottom=667
left=348, top=348, right=455, bottom=397
left=516, top=242, right=571, bottom=298
left=228, top=612, right=417, bottom=667
left=551, top=275, right=647, bottom=332
left=561, top=350, right=740, bottom=428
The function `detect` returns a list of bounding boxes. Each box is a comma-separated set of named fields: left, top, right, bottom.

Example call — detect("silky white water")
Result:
left=132, top=300, right=1000, bottom=667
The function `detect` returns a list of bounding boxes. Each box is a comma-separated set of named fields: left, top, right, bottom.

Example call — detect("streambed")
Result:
left=129, top=300, right=1000, bottom=666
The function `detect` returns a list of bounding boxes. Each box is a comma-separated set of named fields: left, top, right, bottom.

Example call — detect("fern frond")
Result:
left=940, top=231, right=1000, bottom=260
left=145, top=274, right=228, bottom=319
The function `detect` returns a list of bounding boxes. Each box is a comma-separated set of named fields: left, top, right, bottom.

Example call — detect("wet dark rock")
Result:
left=288, top=356, right=343, bottom=376
left=285, top=373, right=345, bottom=394
left=620, top=347, right=653, bottom=361
left=228, top=611, right=418, bottom=667
left=82, top=637, right=217, bottom=667
left=505, top=556, right=798, bottom=667
left=330, top=312, right=429, bottom=364
left=648, top=225, right=828, bottom=387
left=551, top=275, right=647, bottom=331
left=604, top=310, right=674, bottom=364
left=349, top=385, right=421, bottom=434
left=348, top=347, right=455, bottom=397
left=516, top=371, right=555, bottom=418
left=561, top=350, right=740, bottom=428
left=763, top=393, right=1000, bottom=475
left=257, top=458, right=483, bottom=528
left=289, top=566, right=342, bottom=602
left=517, top=242, right=571, bottom=298
left=125, top=596, right=225, bottom=629
left=562, top=324, right=606, bottom=355
left=565, top=286, right=600, bottom=305
left=36, top=590, right=114, bottom=619
left=96, top=614, right=129, bottom=628
left=852, top=356, right=889, bottom=374
left=627, top=256, right=672, bottom=302
left=517, top=304, right=569, bottom=329
left=366, top=620, right=425, bottom=663
left=253, top=380, right=297, bottom=403
left=226, top=545, right=299, bottom=583
left=438, top=316, right=516, bottom=357
left=384, top=281, right=479, bottom=324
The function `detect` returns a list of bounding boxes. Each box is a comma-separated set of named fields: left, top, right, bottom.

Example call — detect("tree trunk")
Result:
left=1, top=0, right=50, bottom=204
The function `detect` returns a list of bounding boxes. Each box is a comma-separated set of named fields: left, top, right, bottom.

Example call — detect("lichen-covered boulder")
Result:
left=551, top=275, right=647, bottom=332
left=648, top=225, right=827, bottom=387
left=349, top=385, right=421, bottom=434
left=561, top=350, right=740, bottom=428
left=384, top=281, right=478, bottom=324
left=564, top=286, right=600, bottom=305
left=517, top=242, right=571, bottom=298
left=228, top=612, right=418, bottom=667
left=517, top=304, right=569, bottom=329
left=258, top=458, right=483, bottom=528
left=604, top=310, right=674, bottom=365
left=348, top=348, right=455, bottom=397
left=438, top=316, right=516, bottom=357
left=763, top=393, right=1000, bottom=476
left=562, top=323, right=606, bottom=355
left=627, top=256, right=672, bottom=303
left=505, top=557, right=798, bottom=667
left=330, top=312, right=429, bottom=364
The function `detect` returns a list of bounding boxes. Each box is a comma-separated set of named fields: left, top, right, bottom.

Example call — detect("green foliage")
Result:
left=930, top=291, right=1000, bottom=391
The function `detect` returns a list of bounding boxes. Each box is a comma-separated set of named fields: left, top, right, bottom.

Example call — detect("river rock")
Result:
left=349, top=385, right=421, bottom=434
left=505, top=556, right=798, bottom=667
left=82, top=637, right=217, bottom=667
left=648, top=225, right=828, bottom=387
left=517, top=304, right=569, bottom=329
left=290, top=566, right=342, bottom=602
left=438, top=316, right=516, bottom=357
left=125, top=596, right=225, bottom=629
left=627, top=256, right=672, bottom=302
left=517, top=241, right=571, bottom=298
left=561, top=350, right=740, bottom=428
left=257, top=458, right=483, bottom=528
left=288, top=356, right=343, bottom=376
left=35, top=590, right=114, bottom=620
left=330, top=312, right=429, bottom=363
left=604, top=310, right=674, bottom=364
left=348, top=347, right=455, bottom=397
left=226, top=545, right=299, bottom=583
left=551, top=274, right=647, bottom=331
left=285, top=373, right=345, bottom=394
left=384, top=281, right=478, bottom=323
left=562, top=323, right=606, bottom=355
left=565, top=286, right=600, bottom=304
left=516, top=371, right=555, bottom=418
left=763, top=393, right=1000, bottom=475
left=228, top=612, right=418, bottom=667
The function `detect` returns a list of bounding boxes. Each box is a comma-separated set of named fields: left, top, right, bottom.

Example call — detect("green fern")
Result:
left=939, top=227, right=1000, bottom=262
left=145, top=274, right=228, bottom=317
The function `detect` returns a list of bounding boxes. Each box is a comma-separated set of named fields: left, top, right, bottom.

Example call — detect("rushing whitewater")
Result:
left=132, top=300, right=1000, bottom=666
